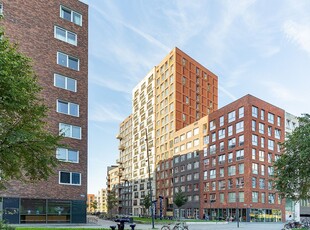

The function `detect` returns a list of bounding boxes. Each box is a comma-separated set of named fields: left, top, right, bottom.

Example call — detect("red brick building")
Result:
left=200, top=94, right=285, bottom=222
left=0, top=0, right=88, bottom=224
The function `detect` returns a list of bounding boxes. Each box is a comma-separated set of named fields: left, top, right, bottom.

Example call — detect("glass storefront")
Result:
left=249, top=209, right=282, bottom=222
left=20, top=199, right=71, bottom=223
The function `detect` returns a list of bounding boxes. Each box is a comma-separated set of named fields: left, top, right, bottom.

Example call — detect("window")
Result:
left=56, top=148, right=79, bottom=163
left=210, top=120, right=216, bottom=130
left=261, top=165, right=265, bottom=176
left=194, top=173, right=199, bottom=180
left=218, top=155, right=225, bottom=164
left=261, top=109, right=265, bottom=120
left=54, top=26, right=77, bottom=45
left=268, top=166, right=274, bottom=176
left=252, top=149, right=256, bottom=160
left=210, top=169, right=216, bottom=179
left=228, top=111, right=236, bottom=122
left=259, top=151, right=264, bottom=161
left=252, top=177, right=257, bottom=188
left=186, top=131, right=192, bottom=138
left=239, top=107, right=244, bottom=118
left=186, top=163, right=192, bottom=170
left=239, top=135, right=244, bottom=146
left=54, top=73, right=77, bottom=92
left=252, top=120, right=256, bottom=131
left=268, top=112, right=274, bottom=124
left=0, top=3, right=3, bottom=16
left=236, top=149, right=244, bottom=160
left=220, top=168, right=224, bottom=177
left=268, top=139, right=274, bottom=150
left=57, top=52, right=79, bottom=70
left=228, top=152, right=233, bottom=163
left=252, top=106, right=258, bottom=117
left=259, top=178, right=265, bottom=189
left=252, top=135, right=258, bottom=146
left=182, top=114, right=186, bottom=121
left=275, top=129, right=281, bottom=139
left=228, top=166, right=236, bottom=176
left=203, top=135, right=209, bottom=145
left=60, top=5, right=82, bottom=26
left=187, top=174, right=192, bottom=181
left=228, top=192, right=236, bottom=203
left=220, top=116, right=224, bottom=126
left=252, top=163, right=258, bottom=174
left=57, top=100, right=79, bottom=116
left=239, top=192, right=244, bottom=202
left=261, top=193, right=266, bottom=203
left=228, top=125, right=233, bottom=136
left=268, top=193, right=275, bottom=204
left=59, top=123, right=82, bottom=139
left=220, top=193, right=225, bottom=203
left=218, top=129, right=225, bottom=139
left=211, top=132, right=216, bottom=142
left=252, top=192, right=258, bottom=203
left=203, top=171, right=208, bottom=180
left=259, top=123, right=264, bottom=134
left=239, top=163, right=244, bottom=174
left=236, top=121, right=244, bottom=133
left=186, top=142, right=192, bottom=149
left=268, top=180, right=273, bottom=190
left=268, top=126, right=272, bottom=136
left=220, top=142, right=224, bottom=152
left=228, top=138, right=236, bottom=149
left=193, top=128, right=199, bottom=135
left=180, top=134, right=185, bottom=141
left=59, top=171, right=81, bottom=185
left=210, top=144, right=216, bottom=154
left=268, top=153, right=272, bottom=163
left=261, top=137, right=265, bottom=148
left=277, top=116, right=281, bottom=126
left=193, top=139, right=199, bottom=146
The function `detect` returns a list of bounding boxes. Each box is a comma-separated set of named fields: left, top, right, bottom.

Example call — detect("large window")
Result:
left=236, top=121, right=244, bottom=133
left=60, top=5, right=82, bottom=26
left=54, top=73, right=77, bottom=92
left=57, top=100, right=79, bottom=116
left=56, top=148, right=79, bottom=163
left=228, top=111, right=236, bottom=123
left=252, top=192, right=258, bottom=203
left=59, top=171, right=81, bottom=185
left=54, top=26, right=77, bottom=45
left=59, top=123, right=81, bottom=139
left=57, top=52, right=79, bottom=71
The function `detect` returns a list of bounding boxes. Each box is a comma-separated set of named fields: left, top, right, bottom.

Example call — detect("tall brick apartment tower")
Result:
left=115, top=47, right=218, bottom=216
left=0, top=0, right=88, bottom=224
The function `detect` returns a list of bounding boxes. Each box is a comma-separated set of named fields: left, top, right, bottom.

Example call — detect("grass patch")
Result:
left=16, top=228, right=109, bottom=230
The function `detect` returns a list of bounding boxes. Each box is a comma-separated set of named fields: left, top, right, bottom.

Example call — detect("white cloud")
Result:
left=261, top=81, right=299, bottom=102
left=89, top=103, right=127, bottom=123
left=218, top=84, right=237, bottom=101
left=283, top=20, right=310, bottom=56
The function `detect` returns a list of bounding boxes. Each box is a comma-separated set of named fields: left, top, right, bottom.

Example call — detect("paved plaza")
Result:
left=13, top=218, right=285, bottom=230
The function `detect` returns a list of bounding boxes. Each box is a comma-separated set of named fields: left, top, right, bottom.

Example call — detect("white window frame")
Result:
left=60, top=5, right=82, bottom=26
left=54, top=73, right=77, bottom=92
left=59, top=171, right=81, bottom=185
left=59, top=123, right=82, bottom=139
left=228, top=111, right=236, bottom=123
left=56, top=148, right=79, bottom=163
left=57, top=52, right=80, bottom=71
left=0, top=3, right=3, bottom=16
left=54, top=26, right=77, bottom=45
left=57, top=99, right=79, bottom=117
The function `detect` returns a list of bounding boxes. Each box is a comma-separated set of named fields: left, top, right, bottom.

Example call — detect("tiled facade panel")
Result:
left=0, top=0, right=88, bottom=201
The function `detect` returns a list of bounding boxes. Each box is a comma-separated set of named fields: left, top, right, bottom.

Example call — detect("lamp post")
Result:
left=145, top=128, right=155, bottom=229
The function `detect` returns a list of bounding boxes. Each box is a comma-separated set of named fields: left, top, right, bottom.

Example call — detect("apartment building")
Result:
left=96, top=189, right=108, bottom=214
left=116, top=115, right=133, bottom=215
left=155, top=48, right=218, bottom=215
left=201, top=94, right=285, bottom=222
left=87, top=194, right=96, bottom=213
left=0, top=0, right=88, bottom=224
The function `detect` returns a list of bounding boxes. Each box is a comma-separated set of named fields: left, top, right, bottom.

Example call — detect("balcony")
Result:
left=116, top=134, right=122, bottom=140
left=118, top=145, right=125, bottom=151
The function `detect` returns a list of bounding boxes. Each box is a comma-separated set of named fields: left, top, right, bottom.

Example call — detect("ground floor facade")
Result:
left=0, top=197, right=86, bottom=224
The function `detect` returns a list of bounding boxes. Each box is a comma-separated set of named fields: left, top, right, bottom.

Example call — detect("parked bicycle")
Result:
left=282, top=221, right=303, bottom=229
left=161, top=222, right=189, bottom=230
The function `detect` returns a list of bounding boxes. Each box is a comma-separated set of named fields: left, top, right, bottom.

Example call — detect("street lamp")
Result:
left=145, top=128, right=155, bottom=229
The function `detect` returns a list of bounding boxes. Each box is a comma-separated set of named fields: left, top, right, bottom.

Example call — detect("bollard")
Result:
left=130, top=224, right=136, bottom=230
left=110, top=226, right=117, bottom=230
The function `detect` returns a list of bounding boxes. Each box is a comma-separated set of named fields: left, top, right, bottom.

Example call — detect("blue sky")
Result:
left=81, top=0, right=310, bottom=194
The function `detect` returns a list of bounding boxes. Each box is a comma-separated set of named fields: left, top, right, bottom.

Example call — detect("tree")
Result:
left=274, top=114, right=310, bottom=201
left=90, top=200, right=98, bottom=213
left=173, top=189, right=187, bottom=219
left=143, top=193, right=151, bottom=216
left=107, top=190, right=118, bottom=218
left=0, top=25, right=62, bottom=189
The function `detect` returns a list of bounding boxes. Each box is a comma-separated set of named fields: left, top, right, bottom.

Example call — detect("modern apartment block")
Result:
left=96, top=189, right=108, bottom=214
left=113, top=48, right=218, bottom=216
left=0, top=0, right=88, bottom=224
left=155, top=48, right=218, bottom=216
left=87, top=194, right=95, bottom=213
left=200, top=95, right=285, bottom=222
left=116, top=115, right=133, bottom=215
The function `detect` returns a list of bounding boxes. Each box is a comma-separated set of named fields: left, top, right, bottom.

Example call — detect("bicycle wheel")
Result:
left=161, top=226, right=170, bottom=230
left=172, top=226, right=179, bottom=230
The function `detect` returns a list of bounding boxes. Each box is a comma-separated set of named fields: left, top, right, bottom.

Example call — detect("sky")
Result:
left=81, top=0, right=310, bottom=195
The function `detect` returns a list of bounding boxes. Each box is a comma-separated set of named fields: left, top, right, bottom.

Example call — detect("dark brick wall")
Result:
left=0, top=0, right=88, bottom=200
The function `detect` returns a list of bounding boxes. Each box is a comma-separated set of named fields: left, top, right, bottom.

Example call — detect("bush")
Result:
left=0, top=221, right=16, bottom=230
